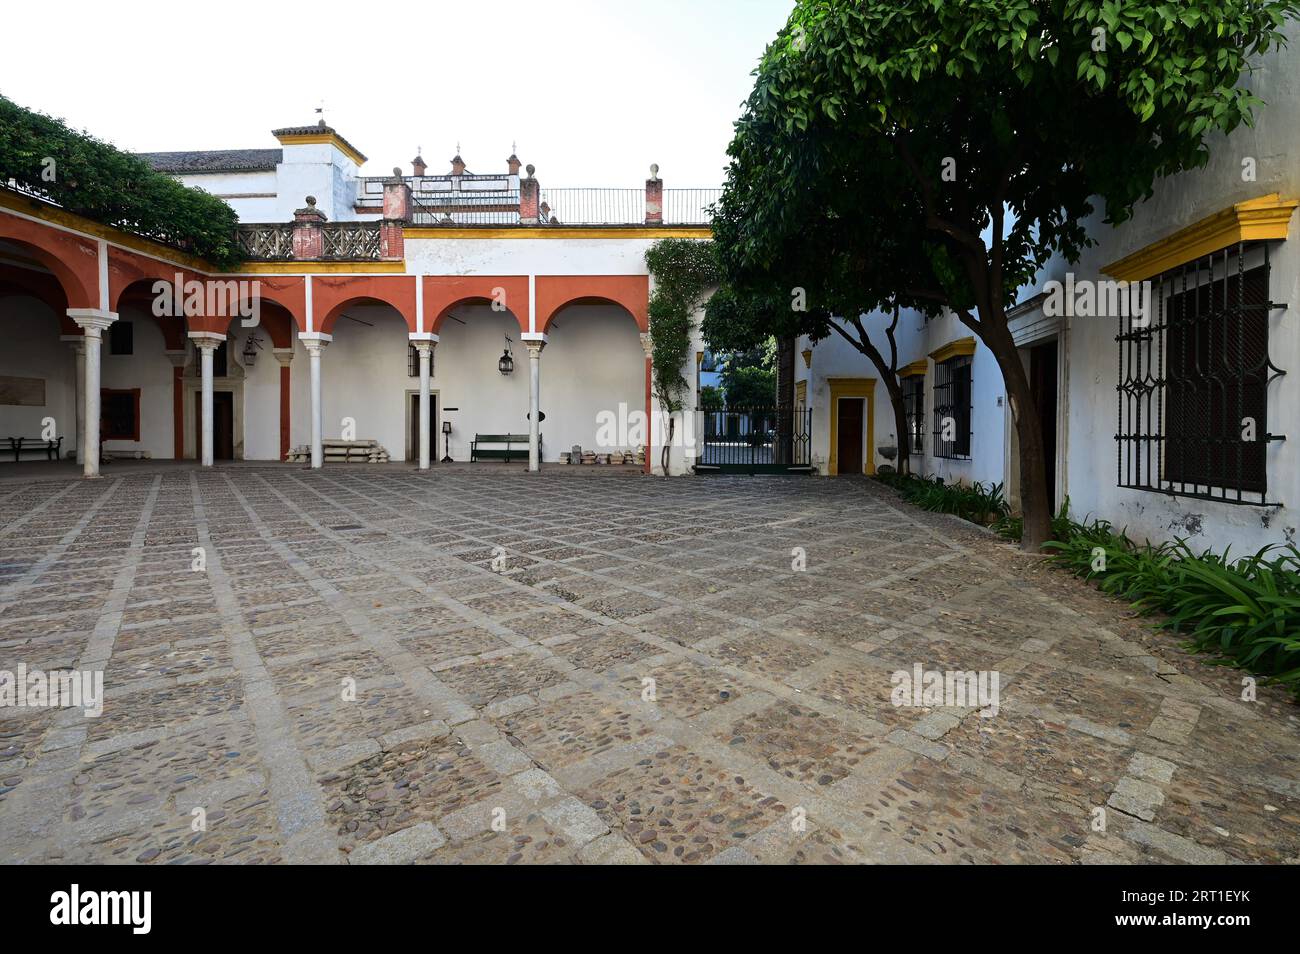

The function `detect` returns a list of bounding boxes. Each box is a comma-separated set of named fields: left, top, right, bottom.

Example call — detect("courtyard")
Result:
left=0, top=466, right=1297, bottom=865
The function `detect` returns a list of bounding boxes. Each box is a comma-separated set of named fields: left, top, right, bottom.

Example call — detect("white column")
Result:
left=188, top=333, right=225, bottom=467
left=298, top=332, right=331, bottom=469
left=61, top=336, right=87, bottom=465
left=523, top=336, right=546, bottom=472
left=66, top=309, right=117, bottom=478
left=409, top=333, right=437, bottom=470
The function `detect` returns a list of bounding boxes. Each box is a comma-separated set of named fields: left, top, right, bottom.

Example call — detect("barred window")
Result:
left=1117, top=243, right=1283, bottom=504
left=408, top=344, right=419, bottom=377
left=933, top=355, right=972, bottom=459
left=902, top=374, right=925, bottom=454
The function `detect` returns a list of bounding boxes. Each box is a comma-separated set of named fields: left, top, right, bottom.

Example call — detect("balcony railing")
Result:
left=320, top=222, right=382, bottom=259
left=234, top=221, right=383, bottom=261
left=235, top=223, right=294, bottom=260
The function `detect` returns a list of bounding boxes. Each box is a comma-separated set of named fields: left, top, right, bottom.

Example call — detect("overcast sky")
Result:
left=0, top=0, right=793, bottom=188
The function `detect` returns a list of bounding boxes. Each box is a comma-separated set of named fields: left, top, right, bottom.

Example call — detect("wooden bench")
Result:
left=470, top=433, right=540, bottom=463
left=6, top=437, right=63, bottom=462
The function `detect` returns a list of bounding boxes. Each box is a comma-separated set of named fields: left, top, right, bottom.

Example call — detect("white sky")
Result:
left=0, top=0, right=793, bottom=188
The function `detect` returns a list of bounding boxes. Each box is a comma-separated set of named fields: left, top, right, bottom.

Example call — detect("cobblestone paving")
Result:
left=1, top=467, right=1298, bottom=865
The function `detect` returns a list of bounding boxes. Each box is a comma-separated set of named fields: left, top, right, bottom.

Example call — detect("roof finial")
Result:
left=315, top=100, right=326, bottom=127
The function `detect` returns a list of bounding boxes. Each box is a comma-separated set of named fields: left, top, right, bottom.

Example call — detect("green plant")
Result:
left=645, top=238, right=716, bottom=414
left=715, top=0, right=1300, bottom=549
left=0, top=94, right=243, bottom=268
left=875, top=472, right=1008, bottom=526
left=1042, top=529, right=1300, bottom=699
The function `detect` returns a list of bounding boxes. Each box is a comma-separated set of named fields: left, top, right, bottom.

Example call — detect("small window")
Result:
left=933, top=355, right=972, bottom=459
left=902, top=374, right=925, bottom=454
left=109, top=321, right=133, bottom=355
left=408, top=344, right=419, bottom=377
left=100, top=389, right=140, bottom=441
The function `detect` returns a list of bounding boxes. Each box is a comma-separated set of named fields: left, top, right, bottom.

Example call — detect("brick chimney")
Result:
left=450, top=154, right=466, bottom=176
left=519, top=163, right=540, bottom=225
left=645, top=164, right=663, bottom=225
left=292, top=195, right=326, bottom=259
left=507, top=152, right=521, bottom=176
left=412, top=153, right=427, bottom=177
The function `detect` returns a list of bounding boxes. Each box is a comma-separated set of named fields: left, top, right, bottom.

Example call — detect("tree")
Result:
left=713, top=0, right=1298, bottom=549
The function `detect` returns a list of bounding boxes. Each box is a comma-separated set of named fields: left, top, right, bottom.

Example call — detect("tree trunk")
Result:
left=985, top=331, right=1051, bottom=550
left=882, top=377, right=912, bottom=477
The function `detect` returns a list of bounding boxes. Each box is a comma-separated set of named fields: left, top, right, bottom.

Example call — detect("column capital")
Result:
left=187, top=331, right=226, bottom=351
left=61, top=335, right=87, bottom=354
left=67, top=308, right=118, bottom=336
left=410, top=339, right=435, bottom=355
left=298, top=331, right=332, bottom=354
left=639, top=332, right=654, bottom=357
left=272, top=348, right=295, bottom=367
left=164, top=349, right=189, bottom=368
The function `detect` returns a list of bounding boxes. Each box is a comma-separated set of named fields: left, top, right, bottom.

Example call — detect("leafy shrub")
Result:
left=1044, top=528, right=1300, bottom=699
left=874, top=472, right=1008, bottom=526
left=0, top=94, right=242, bottom=269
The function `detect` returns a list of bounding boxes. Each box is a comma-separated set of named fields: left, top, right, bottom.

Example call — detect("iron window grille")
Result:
left=902, top=374, right=925, bottom=454
left=407, top=344, right=434, bottom=378
left=1116, top=241, right=1285, bottom=505
left=933, top=355, right=972, bottom=459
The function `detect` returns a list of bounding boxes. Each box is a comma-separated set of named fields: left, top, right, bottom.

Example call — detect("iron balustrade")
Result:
left=1116, top=241, right=1285, bottom=505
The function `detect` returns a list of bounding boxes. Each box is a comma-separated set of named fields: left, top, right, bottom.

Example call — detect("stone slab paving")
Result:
left=1, top=466, right=1298, bottom=865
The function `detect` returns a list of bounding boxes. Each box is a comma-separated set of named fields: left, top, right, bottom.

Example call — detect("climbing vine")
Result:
left=0, top=94, right=243, bottom=268
left=645, top=238, right=717, bottom=413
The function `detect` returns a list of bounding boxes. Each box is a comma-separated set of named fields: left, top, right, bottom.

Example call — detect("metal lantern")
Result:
left=498, top=335, right=514, bottom=375
left=241, top=333, right=260, bottom=367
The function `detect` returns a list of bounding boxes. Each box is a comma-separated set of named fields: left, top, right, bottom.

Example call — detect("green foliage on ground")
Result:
left=884, top=471, right=1300, bottom=697
left=1040, top=522, right=1300, bottom=698
left=875, top=471, right=1009, bottom=526
left=0, top=94, right=243, bottom=269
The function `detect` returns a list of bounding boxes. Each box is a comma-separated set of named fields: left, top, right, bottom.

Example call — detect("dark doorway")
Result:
left=837, top=397, right=864, bottom=475
left=195, top=391, right=235, bottom=460
left=1028, top=341, right=1058, bottom=511
left=408, top=393, right=438, bottom=462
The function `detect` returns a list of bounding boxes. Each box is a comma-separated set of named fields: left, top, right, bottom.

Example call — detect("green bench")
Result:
left=470, top=433, right=540, bottom=463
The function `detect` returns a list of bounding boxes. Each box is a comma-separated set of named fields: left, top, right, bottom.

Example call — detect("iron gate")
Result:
left=698, top=406, right=812, bottom=474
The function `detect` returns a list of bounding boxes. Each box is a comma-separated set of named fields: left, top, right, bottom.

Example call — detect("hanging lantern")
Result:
left=242, top=333, right=260, bottom=367
left=498, top=335, right=514, bottom=375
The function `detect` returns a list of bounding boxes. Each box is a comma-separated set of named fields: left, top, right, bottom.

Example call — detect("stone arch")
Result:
left=0, top=220, right=97, bottom=309
left=424, top=276, right=529, bottom=335
left=536, top=275, right=648, bottom=335
left=314, top=275, right=416, bottom=335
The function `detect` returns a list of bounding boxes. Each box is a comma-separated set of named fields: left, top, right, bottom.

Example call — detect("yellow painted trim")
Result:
left=231, top=261, right=406, bottom=275
left=827, top=377, right=876, bottom=477
left=898, top=359, right=928, bottom=378
left=0, top=188, right=211, bottom=271
left=404, top=226, right=711, bottom=240
left=1102, top=193, right=1298, bottom=282
left=274, top=132, right=368, bottom=167
left=928, top=337, right=976, bottom=364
